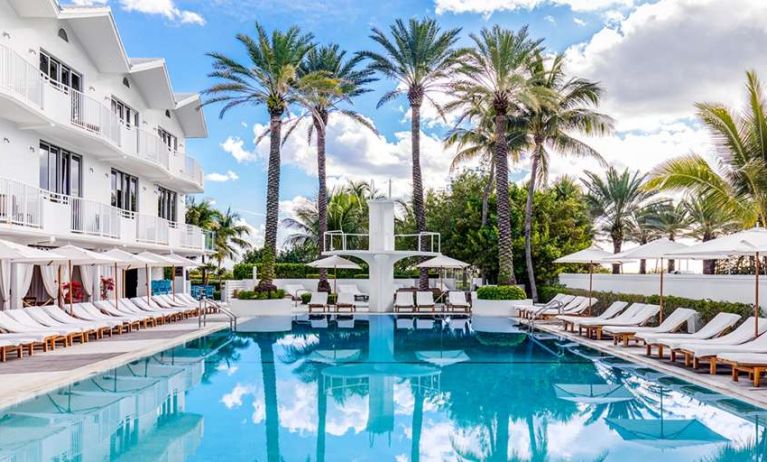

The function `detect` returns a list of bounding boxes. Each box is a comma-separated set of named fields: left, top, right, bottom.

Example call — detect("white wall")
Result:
left=559, top=273, right=764, bottom=306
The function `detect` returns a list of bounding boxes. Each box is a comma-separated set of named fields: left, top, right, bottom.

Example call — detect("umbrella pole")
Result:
left=588, top=263, right=593, bottom=316
left=659, top=258, right=664, bottom=323
left=172, top=265, right=176, bottom=301
left=68, top=259, right=73, bottom=314
left=57, top=265, right=62, bottom=308
left=145, top=264, right=151, bottom=306
left=334, top=265, right=337, bottom=296
left=756, top=252, right=760, bottom=336
left=114, top=262, right=118, bottom=308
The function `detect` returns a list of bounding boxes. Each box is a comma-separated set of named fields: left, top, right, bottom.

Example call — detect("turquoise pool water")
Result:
left=1, top=315, right=765, bottom=461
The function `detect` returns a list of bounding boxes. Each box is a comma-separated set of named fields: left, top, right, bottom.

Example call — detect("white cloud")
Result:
left=544, top=14, right=556, bottom=24
left=221, top=383, right=255, bottom=409
left=70, top=0, right=205, bottom=25
left=573, top=17, right=586, bottom=26
left=434, top=0, right=634, bottom=15
left=221, top=136, right=258, bottom=163
left=205, top=170, right=239, bottom=182
left=565, top=0, right=767, bottom=131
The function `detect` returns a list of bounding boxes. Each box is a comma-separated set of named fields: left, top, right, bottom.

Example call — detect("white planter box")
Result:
left=472, top=298, right=531, bottom=316
left=229, top=298, right=295, bottom=316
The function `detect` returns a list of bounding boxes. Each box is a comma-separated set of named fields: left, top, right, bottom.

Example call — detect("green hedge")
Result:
left=235, top=289, right=285, bottom=300
left=300, top=293, right=337, bottom=304
left=477, top=285, right=527, bottom=300
left=538, top=284, right=754, bottom=324
left=233, top=262, right=440, bottom=280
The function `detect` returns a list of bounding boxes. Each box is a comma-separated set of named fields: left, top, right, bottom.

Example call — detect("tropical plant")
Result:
left=645, top=71, right=767, bottom=228
left=185, top=197, right=222, bottom=284
left=448, top=25, right=548, bottom=285
left=521, top=52, right=612, bottom=300
left=212, top=208, right=251, bottom=287
left=627, top=202, right=664, bottom=274
left=291, top=44, right=376, bottom=291
left=583, top=167, right=654, bottom=273
left=644, top=200, right=689, bottom=272
left=359, top=17, right=463, bottom=289
left=203, top=23, right=314, bottom=292
left=683, top=195, right=739, bottom=274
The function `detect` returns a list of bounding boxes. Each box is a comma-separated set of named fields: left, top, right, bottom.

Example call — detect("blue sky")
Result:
left=72, top=0, right=767, bottom=248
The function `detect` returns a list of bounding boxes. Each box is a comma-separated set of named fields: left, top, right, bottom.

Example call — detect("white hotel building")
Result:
left=0, top=0, right=212, bottom=306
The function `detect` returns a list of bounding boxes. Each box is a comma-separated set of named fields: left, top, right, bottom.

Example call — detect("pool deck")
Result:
left=0, top=314, right=233, bottom=409
left=527, top=318, right=767, bottom=409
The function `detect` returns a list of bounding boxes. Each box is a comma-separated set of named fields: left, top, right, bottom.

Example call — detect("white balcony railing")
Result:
left=0, top=178, right=43, bottom=228
left=70, top=196, right=122, bottom=239
left=179, top=223, right=202, bottom=249
left=323, top=230, right=441, bottom=253
left=183, top=156, right=203, bottom=185
left=137, top=214, right=170, bottom=245
left=0, top=44, right=45, bottom=110
left=68, top=88, right=122, bottom=147
left=137, top=127, right=172, bottom=170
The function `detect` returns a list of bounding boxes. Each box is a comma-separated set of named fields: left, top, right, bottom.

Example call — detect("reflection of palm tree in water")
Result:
left=256, top=334, right=281, bottom=462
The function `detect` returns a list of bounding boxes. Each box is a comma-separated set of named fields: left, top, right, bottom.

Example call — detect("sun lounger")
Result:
left=0, top=311, right=72, bottom=350
left=665, top=317, right=767, bottom=366
left=335, top=292, right=356, bottom=312
left=284, top=284, right=310, bottom=301
left=94, top=300, right=154, bottom=328
left=416, top=291, right=435, bottom=312
left=37, top=306, right=116, bottom=339
left=0, top=335, right=38, bottom=361
left=529, top=296, right=593, bottom=320
left=683, top=328, right=767, bottom=373
left=557, top=301, right=628, bottom=332
left=151, top=295, right=197, bottom=317
left=578, top=304, right=660, bottom=340
left=716, top=353, right=767, bottom=387
left=7, top=308, right=89, bottom=345
left=446, top=291, right=471, bottom=313
left=603, top=307, right=697, bottom=346
left=638, top=312, right=741, bottom=358
left=128, top=298, right=182, bottom=323
left=73, top=303, right=134, bottom=333
left=308, top=292, right=328, bottom=313
left=519, top=294, right=576, bottom=318
left=394, top=291, right=415, bottom=313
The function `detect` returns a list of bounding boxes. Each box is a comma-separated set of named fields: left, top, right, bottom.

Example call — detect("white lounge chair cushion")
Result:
left=336, top=293, right=355, bottom=305
left=637, top=312, right=741, bottom=344
left=416, top=292, right=434, bottom=306
left=308, top=292, right=328, bottom=305
left=557, top=301, right=628, bottom=322
left=717, top=352, right=767, bottom=364
left=603, top=308, right=695, bottom=335
left=395, top=292, right=414, bottom=307
left=448, top=291, right=470, bottom=307
left=666, top=317, right=767, bottom=351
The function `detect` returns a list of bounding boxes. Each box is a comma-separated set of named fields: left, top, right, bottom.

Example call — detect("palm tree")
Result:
left=203, top=23, right=314, bottom=292
left=683, top=195, right=739, bottom=274
left=359, top=18, right=463, bottom=289
left=212, top=208, right=251, bottom=286
left=627, top=202, right=663, bottom=274
left=292, top=44, right=376, bottom=292
left=645, top=201, right=689, bottom=272
left=449, top=25, right=548, bottom=285
left=583, top=167, right=653, bottom=273
left=185, top=197, right=221, bottom=284
left=521, top=53, right=612, bottom=300
left=645, top=71, right=767, bottom=228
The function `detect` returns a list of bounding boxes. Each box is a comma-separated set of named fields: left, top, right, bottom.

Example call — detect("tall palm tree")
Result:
left=645, top=201, right=689, bottom=272
left=203, top=23, right=314, bottom=292
left=645, top=71, right=767, bottom=228
left=359, top=18, right=463, bottom=289
left=292, top=44, right=376, bottom=292
left=449, top=25, right=548, bottom=285
left=683, top=195, right=739, bottom=274
left=185, top=197, right=221, bottom=284
left=213, top=208, right=251, bottom=286
left=628, top=202, right=663, bottom=274
left=583, top=167, right=653, bottom=273
left=521, top=53, right=612, bottom=300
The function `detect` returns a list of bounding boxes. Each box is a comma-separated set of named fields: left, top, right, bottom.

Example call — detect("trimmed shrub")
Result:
left=299, top=293, right=337, bottom=304
left=477, top=285, right=527, bottom=300
left=236, top=289, right=285, bottom=300
left=538, top=285, right=754, bottom=324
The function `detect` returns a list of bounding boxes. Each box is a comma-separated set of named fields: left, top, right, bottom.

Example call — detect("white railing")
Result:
left=0, top=44, right=44, bottom=110
left=179, top=223, right=203, bottom=249
left=69, top=88, right=121, bottom=146
left=183, top=156, right=203, bottom=186
left=323, top=231, right=441, bottom=253
left=0, top=178, right=43, bottom=228
left=70, top=196, right=121, bottom=239
left=137, top=214, right=170, bottom=245
left=137, top=127, right=171, bottom=170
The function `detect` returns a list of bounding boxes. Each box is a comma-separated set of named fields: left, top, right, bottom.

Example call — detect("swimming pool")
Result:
left=1, top=314, right=764, bottom=461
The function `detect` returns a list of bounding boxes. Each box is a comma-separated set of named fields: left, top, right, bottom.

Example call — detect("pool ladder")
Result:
left=527, top=300, right=564, bottom=332
left=198, top=297, right=238, bottom=330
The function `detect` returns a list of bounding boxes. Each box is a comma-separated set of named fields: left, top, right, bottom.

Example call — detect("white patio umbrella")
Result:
left=136, top=251, right=177, bottom=305
left=416, top=255, right=469, bottom=293
left=667, top=227, right=767, bottom=335
left=307, top=255, right=361, bottom=294
left=607, top=238, right=689, bottom=321
left=52, top=245, right=118, bottom=313
left=554, top=246, right=613, bottom=315
left=102, top=249, right=156, bottom=310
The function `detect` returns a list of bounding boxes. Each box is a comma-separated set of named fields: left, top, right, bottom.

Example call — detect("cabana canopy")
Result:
left=666, top=227, right=767, bottom=258
left=607, top=238, right=689, bottom=261
left=416, top=255, right=469, bottom=269
left=307, top=255, right=361, bottom=269
left=0, top=239, right=68, bottom=264
left=554, top=246, right=613, bottom=264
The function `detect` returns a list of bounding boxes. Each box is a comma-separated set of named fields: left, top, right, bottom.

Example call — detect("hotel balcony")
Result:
left=0, top=43, right=205, bottom=193
left=0, top=177, right=214, bottom=254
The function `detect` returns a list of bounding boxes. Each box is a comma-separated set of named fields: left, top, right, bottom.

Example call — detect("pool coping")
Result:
left=529, top=319, right=767, bottom=409
left=0, top=319, right=232, bottom=410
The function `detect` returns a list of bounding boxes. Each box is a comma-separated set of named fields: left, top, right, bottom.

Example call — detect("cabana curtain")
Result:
left=40, top=265, right=60, bottom=299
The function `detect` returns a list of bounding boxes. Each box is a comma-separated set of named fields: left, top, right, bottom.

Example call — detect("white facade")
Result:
left=0, top=0, right=212, bottom=255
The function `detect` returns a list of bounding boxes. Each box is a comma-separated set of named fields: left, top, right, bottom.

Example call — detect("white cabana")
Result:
left=667, top=227, right=767, bottom=334
left=51, top=245, right=118, bottom=313
left=554, top=246, right=613, bottom=314
left=307, top=255, right=361, bottom=294
left=0, top=239, right=68, bottom=309
left=102, top=249, right=156, bottom=309
left=135, top=251, right=177, bottom=305
left=164, top=254, right=201, bottom=299
left=607, top=238, right=689, bottom=321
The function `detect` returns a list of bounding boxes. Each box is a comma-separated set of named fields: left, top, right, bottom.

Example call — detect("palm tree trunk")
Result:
left=611, top=228, right=622, bottom=274
left=494, top=406, right=510, bottom=462
left=316, top=371, right=327, bottom=462
left=258, top=112, right=283, bottom=292
left=703, top=232, right=715, bottom=274
left=258, top=337, right=280, bottom=462
left=494, top=107, right=516, bottom=285
left=409, top=94, right=429, bottom=290
left=639, top=237, right=648, bottom=274
left=524, top=148, right=540, bottom=301
left=315, top=113, right=330, bottom=293
left=481, top=161, right=495, bottom=227
left=411, top=389, right=424, bottom=462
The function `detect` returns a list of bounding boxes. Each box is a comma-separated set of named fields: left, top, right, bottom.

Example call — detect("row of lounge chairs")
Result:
left=0, top=293, right=217, bottom=362
left=304, top=290, right=472, bottom=313
left=545, top=292, right=767, bottom=387
left=518, top=295, right=597, bottom=321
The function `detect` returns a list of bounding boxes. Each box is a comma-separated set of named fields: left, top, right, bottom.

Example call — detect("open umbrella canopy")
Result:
left=52, top=245, right=119, bottom=265
left=554, top=246, right=613, bottom=264
left=163, top=254, right=201, bottom=268
left=0, top=239, right=68, bottom=264
left=554, top=384, right=635, bottom=404
left=136, top=251, right=177, bottom=267
left=307, top=255, right=361, bottom=269
left=416, top=255, right=469, bottom=269
left=607, top=238, right=689, bottom=261
left=102, top=248, right=154, bottom=269
left=605, top=418, right=727, bottom=448
left=667, top=227, right=767, bottom=258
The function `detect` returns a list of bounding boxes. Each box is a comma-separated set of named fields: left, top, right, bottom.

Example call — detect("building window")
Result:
left=39, top=141, right=82, bottom=196
left=157, top=186, right=177, bottom=221
left=111, top=98, right=139, bottom=129
left=157, top=127, right=178, bottom=152
left=111, top=169, right=138, bottom=212
left=39, top=50, right=81, bottom=92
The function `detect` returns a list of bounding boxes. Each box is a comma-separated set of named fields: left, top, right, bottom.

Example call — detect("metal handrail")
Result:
left=323, top=230, right=441, bottom=253
left=528, top=300, right=564, bottom=331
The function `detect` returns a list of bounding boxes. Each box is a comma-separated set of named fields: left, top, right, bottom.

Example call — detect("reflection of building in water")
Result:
left=0, top=335, right=230, bottom=461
